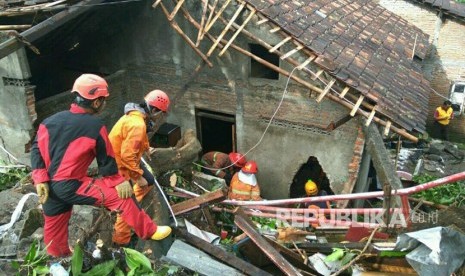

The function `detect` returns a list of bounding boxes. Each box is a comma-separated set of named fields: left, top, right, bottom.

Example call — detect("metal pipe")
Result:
left=221, top=171, right=465, bottom=206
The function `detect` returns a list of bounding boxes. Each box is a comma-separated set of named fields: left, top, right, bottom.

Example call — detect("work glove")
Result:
left=151, top=226, right=172, bottom=241
left=115, top=180, right=133, bottom=199
left=35, top=182, right=49, bottom=204
left=136, top=176, right=148, bottom=187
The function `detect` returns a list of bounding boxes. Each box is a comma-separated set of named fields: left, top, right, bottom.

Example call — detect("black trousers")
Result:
left=434, top=121, right=449, bottom=141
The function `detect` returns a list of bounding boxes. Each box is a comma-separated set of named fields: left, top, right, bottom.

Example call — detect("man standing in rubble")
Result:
left=434, top=100, right=454, bottom=141
left=109, top=89, right=170, bottom=247
left=31, top=74, right=172, bottom=257
left=228, top=161, right=262, bottom=201
left=200, top=151, right=247, bottom=185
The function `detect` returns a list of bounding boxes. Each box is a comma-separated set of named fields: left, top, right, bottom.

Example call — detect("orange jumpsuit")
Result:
left=109, top=107, right=153, bottom=245
left=228, top=173, right=261, bottom=201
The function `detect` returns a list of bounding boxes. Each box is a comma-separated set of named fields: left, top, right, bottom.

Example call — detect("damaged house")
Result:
left=0, top=0, right=438, bottom=199
left=379, top=0, right=465, bottom=140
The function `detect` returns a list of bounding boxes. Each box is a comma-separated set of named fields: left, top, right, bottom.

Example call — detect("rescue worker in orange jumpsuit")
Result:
left=31, top=74, right=171, bottom=257
left=304, top=179, right=331, bottom=227
left=200, top=151, right=246, bottom=184
left=228, top=161, right=262, bottom=201
left=109, top=90, right=171, bottom=246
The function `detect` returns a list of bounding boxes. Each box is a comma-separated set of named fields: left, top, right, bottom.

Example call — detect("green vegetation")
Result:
left=412, top=174, right=465, bottom=206
left=456, top=0, right=465, bottom=3
left=0, top=165, right=29, bottom=191
left=12, top=240, right=49, bottom=276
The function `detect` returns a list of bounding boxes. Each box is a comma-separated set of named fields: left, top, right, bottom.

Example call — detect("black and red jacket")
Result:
left=31, top=104, right=124, bottom=187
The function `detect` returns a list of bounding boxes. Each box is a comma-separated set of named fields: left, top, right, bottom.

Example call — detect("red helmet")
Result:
left=242, top=161, right=258, bottom=174
left=229, top=152, right=246, bottom=167
left=145, top=90, right=170, bottom=112
left=72, top=74, right=109, bottom=100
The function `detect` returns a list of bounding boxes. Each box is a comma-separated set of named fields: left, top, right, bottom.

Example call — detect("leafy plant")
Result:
left=0, top=165, right=29, bottom=191
left=71, top=243, right=116, bottom=276
left=412, top=174, right=465, bottom=206
left=12, top=239, right=49, bottom=276
left=325, top=247, right=357, bottom=267
left=124, top=247, right=155, bottom=276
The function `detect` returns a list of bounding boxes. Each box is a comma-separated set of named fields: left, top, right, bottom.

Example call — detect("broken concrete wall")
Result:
left=379, top=0, right=465, bottom=141
left=0, top=45, right=35, bottom=165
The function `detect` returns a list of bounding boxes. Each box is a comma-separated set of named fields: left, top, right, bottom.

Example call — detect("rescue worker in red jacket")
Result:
left=31, top=74, right=171, bottom=257
left=200, top=151, right=246, bottom=184
left=228, top=161, right=262, bottom=201
left=109, top=90, right=170, bottom=246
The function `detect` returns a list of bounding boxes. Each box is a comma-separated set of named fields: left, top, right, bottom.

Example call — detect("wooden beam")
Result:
left=256, top=18, right=269, bottom=25
left=0, top=25, right=31, bottom=31
left=171, top=187, right=227, bottom=215
left=270, top=26, right=281, bottom=33
left=152, top=0, right=162, bottom=8
left=168, top=0, right=185, bottom=21
left=384, top=120, right=392, bottom=136
left=311, top=69, right=324, bottom=80
left=204, top=0, right=231, bottom=32
left=176, top=228, right=272, bottom=276
left=339, top=86, right=350, bottom=98
left=316, top=78, right=336, bottom=103
left=269, top=36, right=291, bottom=53
left=0, top=0, right=105, bottom=59
left=199, top=0, right=217, bottom=41
left=365, top=106, right=377, bottom=126
left=219, top=9, right=256, bottom=56
left=159, top=3, right=213, bottom=67
left=350, top=95, right=365, bottom=116
left=234, top=208, right=302, bottom=276
left=297, top=56, right=315, bottom=70
left=206, top=2, right=245, bottom=56
left=195, top=0, right=209, bottom=46
left=280, top=45, right=303, bottom=60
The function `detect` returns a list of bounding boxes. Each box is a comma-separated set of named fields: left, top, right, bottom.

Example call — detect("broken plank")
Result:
left=365, top=106, right=377, bottom=126
left=165, top=240, right=246, bottom=275
left=270, top=26, right=281, bottom=33
left=350, top=95, right=364, bottom=116
left=383, top=120, right=392, bottom=136
left=265, top=237, right=319, bottom=275
left=311, top=69, right=324, bottom=80
left=176, top=228, right=272, bottom=276
left=269, top=36, right=291, bottom=53
left=339, top=86, right=350, bottom=98
left=297, top=56, right=315, bottom=70
left=316, top=78, right=336, bottom=103
left=206, top=2, right=245, bottom=56
left=281, top=45, right=303, bottom=60
left=256, top=18, right=269, bottom=25
left=171, top=187, right=227, bottom=215
left=234, top=208, right=302, bottom=276
left=205, top=0, right=231, bottom=32
left=219, top=9, right=256, bottom=56
left=168, top=0, right=185, bottom=21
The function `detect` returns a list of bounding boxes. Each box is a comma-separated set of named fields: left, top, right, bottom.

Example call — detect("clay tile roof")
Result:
left=411, top=0, right=465, bottom=20
left=245, top=0, right=434, bottom=133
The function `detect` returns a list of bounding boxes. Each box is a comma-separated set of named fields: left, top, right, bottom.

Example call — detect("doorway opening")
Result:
left=289, top=156, right=332, bottom=198
left=195, top=109, right=236, bottom=155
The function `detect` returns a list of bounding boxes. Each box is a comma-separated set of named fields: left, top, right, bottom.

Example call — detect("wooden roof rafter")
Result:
left=152, top=0, right=417, bottom=141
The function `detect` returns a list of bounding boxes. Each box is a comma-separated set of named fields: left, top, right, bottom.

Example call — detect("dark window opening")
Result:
left=249, top=44, right=279, bottom=80
left=195, top=109, right=236, bottom=155
left=289, top=156, right=332, bottom=198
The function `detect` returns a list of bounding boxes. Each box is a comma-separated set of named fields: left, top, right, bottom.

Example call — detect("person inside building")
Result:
left=434, top=100, right=454, bottom=141
left=228, top=160, right=262, bottom=201
left=109, top=89, right=170, bottom=247
left=200, top=151, right=247, bottom=185
left=31, top=74, right=172, bottom=257
left=303, top=179, right=331, bottom=209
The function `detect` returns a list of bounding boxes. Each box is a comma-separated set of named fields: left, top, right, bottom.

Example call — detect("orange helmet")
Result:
left=72, top=74, right=109, bottom=100
left=229, top=152, right=246, bottom=167
left=242, top=161, right=258, bottom=174
left=145, top=90, right=170, bottom=112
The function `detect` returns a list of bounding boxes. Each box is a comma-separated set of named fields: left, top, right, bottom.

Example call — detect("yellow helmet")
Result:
left=305, top=179, right=318, bottom=196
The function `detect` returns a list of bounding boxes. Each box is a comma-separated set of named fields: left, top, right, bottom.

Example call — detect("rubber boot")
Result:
left=151, top=226, right=172, bottom=240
